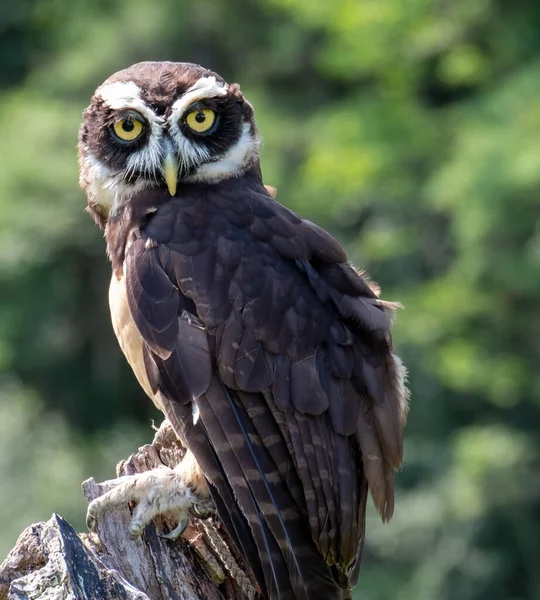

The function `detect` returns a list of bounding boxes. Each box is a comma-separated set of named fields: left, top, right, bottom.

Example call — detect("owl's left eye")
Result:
left=185, top=108, right=216, bottom=134
left=112, top=117, right=144, bottom=142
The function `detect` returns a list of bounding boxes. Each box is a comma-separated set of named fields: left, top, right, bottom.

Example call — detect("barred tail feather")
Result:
left=198, top=377, right=343, bottom=600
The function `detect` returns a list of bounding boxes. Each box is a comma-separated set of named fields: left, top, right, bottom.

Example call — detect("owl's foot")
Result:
left=86, top=450, right=214, bottom=540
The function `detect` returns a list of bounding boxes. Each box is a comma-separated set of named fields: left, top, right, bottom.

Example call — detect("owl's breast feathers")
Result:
left=105, top=166, right=408, bottom=600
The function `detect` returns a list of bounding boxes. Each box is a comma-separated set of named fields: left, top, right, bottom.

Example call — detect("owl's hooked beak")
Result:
left=162, top=152, right=178, bottom=196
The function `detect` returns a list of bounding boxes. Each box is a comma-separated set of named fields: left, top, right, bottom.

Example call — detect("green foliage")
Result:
left=1, top=1, right=539, bottom=598
left=0, top=380, right=149, bottom=557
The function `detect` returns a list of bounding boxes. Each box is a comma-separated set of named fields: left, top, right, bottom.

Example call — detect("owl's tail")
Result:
left=185, top=378, right=345, bottom=600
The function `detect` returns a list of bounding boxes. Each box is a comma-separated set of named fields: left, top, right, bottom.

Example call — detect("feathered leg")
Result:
left=86, top=449, right=213, bottom=538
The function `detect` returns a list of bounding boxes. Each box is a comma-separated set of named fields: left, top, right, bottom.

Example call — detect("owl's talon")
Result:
left=86, top=512, right=97, bottom=532
left=160, top=517, right=189, bottom=540
left=86, top=497, right=105, bottom=532
left=85, top=451, right=213, bottom=543
left=191, top=502, right=214, bottom=520
left=129, top=519, right=147, bottom=538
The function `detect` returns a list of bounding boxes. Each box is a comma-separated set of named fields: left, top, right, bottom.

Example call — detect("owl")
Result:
left=78, top=61, right=408, bottom=600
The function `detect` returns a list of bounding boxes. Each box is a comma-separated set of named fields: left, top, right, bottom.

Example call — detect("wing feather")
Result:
left=119, top=170, right=408, bottom=599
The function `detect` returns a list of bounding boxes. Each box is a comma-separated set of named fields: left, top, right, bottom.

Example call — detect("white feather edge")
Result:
left=186, top=122, right=260, bottom=184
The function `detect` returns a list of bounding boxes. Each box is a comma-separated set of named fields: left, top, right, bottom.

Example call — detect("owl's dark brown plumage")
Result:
left=78, top=61, right=409, bottom=600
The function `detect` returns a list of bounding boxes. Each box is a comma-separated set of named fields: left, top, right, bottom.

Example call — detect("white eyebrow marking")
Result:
left=170, top=76, right=228, bottom=117
left=165, top=76, right=228, bottom=175
left=97, top=81, right=165, bottom=127
left=96, top=80, right=167, bottom=187
left=98, top=81, right=145, bottom=110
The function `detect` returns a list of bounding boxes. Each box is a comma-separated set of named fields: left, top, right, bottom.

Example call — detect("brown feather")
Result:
left=356, top=397, right=395, bottom=522
left=98, top=162, right=408, bottom=599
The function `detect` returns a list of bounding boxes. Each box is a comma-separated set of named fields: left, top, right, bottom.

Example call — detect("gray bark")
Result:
left=0, top=421, right=257, bottom=600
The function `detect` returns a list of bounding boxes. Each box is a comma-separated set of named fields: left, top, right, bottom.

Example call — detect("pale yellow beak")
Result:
left=162, top=152, right=178, bottom=196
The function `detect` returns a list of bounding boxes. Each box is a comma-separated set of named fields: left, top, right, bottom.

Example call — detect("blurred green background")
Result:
left=1, top=1, right=540, bottom=598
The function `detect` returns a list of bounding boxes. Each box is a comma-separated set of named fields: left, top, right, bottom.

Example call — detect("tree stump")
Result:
left=0, top=421, right=257, bottom=600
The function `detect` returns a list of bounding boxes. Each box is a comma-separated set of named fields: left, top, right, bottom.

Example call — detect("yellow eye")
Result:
left=113, top=117, right=144, bottom=142
left=185, top=108, right=216, bottom=133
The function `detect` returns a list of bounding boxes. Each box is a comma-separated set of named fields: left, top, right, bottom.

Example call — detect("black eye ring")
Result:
left=109, top=111, right=147, bottom=144
left=183, top=104, right=219, bottom=136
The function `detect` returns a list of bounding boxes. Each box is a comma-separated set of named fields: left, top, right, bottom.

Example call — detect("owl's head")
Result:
left=78, top=62, right=260, bottom=227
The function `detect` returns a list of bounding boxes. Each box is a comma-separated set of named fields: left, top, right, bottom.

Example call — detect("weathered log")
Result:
left=0, top=421, right=257, bottom=600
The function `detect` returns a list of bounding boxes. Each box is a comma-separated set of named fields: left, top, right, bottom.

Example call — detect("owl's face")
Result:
left=78, top=62, right=259, bottom=226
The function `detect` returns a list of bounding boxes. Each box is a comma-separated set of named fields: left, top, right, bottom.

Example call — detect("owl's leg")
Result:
left=86, top=449, right=214, bottom=539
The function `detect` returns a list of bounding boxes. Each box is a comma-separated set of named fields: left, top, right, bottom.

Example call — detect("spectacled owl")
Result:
left=78, top=61, right=409, bottom=600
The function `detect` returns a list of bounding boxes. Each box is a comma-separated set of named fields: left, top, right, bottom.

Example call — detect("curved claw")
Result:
left=160, top=517, right=189, bottom=540
left=86, top=499, right=100, bottom=532
left=129, top=519, right=147, bottom=538
left=86, top=512, right=97, bottom=532
left=191, top=503, right=214, bottom=520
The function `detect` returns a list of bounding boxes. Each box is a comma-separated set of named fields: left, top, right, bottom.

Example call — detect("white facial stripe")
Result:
left=172, top=132, right=210, bottom=175
left=186, top=122, right=259, bottom=183
left=188, top=75, right=225, bottom=93
left=98, top=81, right=155, bottom=119
left=168, top=117, right=210, bottom=175
left=97, top=81, right=164, bottom=136
left=81, top=154, right=114, bottom=209
left=168, top=77, right=258, bottom=183
left=124, top=133, right=164, bottom=185
left=98, top=81, right=141, bottom=108
left=168, top=77, right=227, bottom=172
left=171, top=76, right=228, bottom=118
left=83, top=151, right=154, bottom=214
left=97, top=81, right=166, bottom=187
